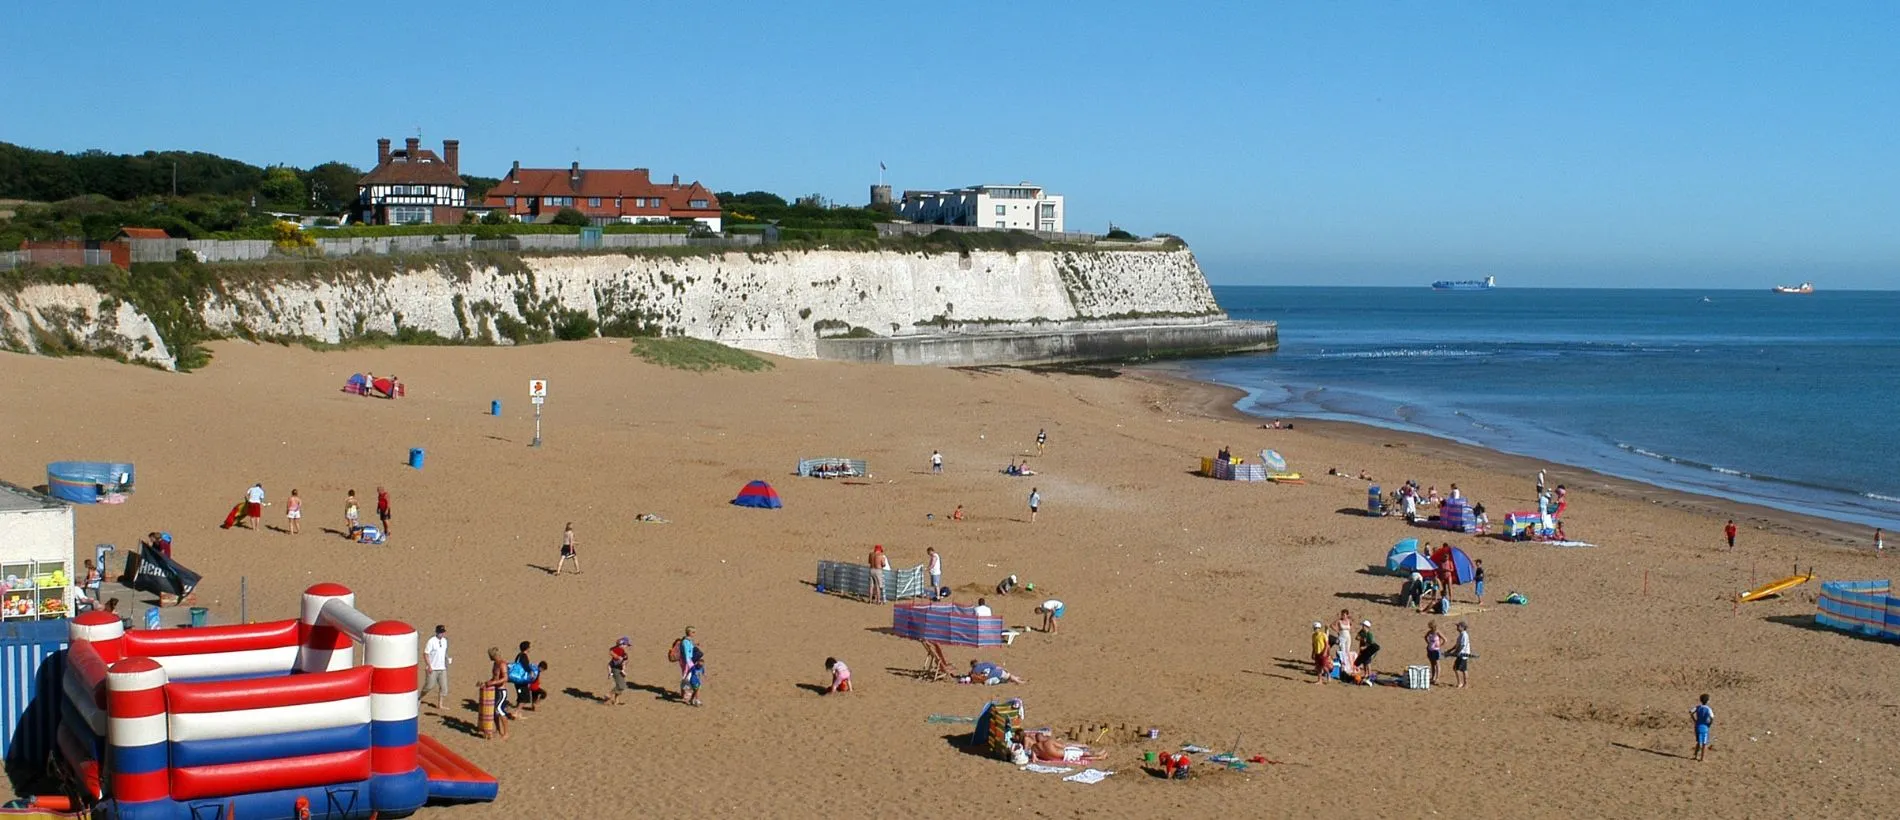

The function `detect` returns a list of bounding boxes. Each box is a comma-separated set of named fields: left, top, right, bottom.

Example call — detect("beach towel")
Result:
left=220, top=502, right=243, bottom=529
left=1021, top=763, right=1072, bottom=774
left=1062, top=769, right=1113, bottom=784
left=1542, top=540, right=1597, bottom=548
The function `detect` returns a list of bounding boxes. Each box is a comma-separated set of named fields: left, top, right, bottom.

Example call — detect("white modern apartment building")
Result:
left=894, top=183, right=1064, bottom=232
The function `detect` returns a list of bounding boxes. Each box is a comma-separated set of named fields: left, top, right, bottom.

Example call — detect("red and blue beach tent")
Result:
left=732, top=480, right=782, bottom=509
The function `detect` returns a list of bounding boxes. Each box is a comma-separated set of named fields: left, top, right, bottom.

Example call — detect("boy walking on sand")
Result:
left=931, top=450, right=943, bottom=474
left=607, top=637, right=630, bottom=705
left=1724, top=519, right=1738, bottom=550
left=1473, top=559, right=1487, bottom=605
left=376, top=487, right=392, bottom=534
left=1028, top=488, right=1041, bottom=522
left=557, top=523, right=580, bottom=574
left=1692, top=694, right=1715, bottom=761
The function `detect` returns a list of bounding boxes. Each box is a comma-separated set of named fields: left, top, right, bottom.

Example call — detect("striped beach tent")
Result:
left=892, top=602, right=1005, bottom=647
left=731, top=480, right=782, bottom=508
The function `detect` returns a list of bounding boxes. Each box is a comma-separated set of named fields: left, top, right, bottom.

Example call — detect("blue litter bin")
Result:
left=491, top=400, right=501, bottom=416
left=189, top=607, right=208, bottom=627
left=408, top=448, right=425, bottom=469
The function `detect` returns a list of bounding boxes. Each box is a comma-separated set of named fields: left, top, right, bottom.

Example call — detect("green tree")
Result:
left=481, top=209, right=513, bottom=225
left=259, top=166, right=306, bottom=209
left=302, top=162, right=362, bottom=212
left=551, top=207, right=590, bottom=227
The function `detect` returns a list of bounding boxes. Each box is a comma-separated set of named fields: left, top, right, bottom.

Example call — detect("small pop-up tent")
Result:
left=1385, top=538, right=1425, bottom=573
left=1430, top=543, right=1476, bottom=585
left=731, top=480, right=782, bottom=508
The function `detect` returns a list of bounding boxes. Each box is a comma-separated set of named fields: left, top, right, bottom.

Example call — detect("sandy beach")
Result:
left=4, top=340, right=1896, bottom=818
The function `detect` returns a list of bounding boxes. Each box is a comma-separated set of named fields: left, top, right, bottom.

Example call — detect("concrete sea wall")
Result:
left=0, top=247, right=1272, bottom=369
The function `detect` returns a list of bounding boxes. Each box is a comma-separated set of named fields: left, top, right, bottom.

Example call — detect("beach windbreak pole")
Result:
left=529, top=378, right=547, bottom=447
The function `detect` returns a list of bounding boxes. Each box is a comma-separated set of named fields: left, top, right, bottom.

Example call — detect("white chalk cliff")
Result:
left=0, top=248, right=1227, bottom=370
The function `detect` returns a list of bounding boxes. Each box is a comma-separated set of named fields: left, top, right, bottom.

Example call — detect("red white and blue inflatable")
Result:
left=56, top=583, right=495, bottom=819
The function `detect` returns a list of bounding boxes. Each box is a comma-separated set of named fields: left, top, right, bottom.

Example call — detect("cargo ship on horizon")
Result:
left=1431, top=275, right=1495, bottom=291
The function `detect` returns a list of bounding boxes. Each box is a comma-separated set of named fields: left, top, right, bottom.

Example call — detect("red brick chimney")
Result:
left=405, top=137, right=420, bottom=159
left=442, top=140, right=459, bottom=174
left=377, top=138, right=390, bottom=165
left=511, top=160, right=520, bottom=181
left=569, top=161, right=580, bottom=182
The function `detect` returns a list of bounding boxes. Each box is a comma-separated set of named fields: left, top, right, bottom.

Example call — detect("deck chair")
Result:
left=918, top=641, right=952, bottom=682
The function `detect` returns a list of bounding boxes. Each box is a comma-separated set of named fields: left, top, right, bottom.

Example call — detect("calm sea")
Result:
left=1184, top=286, right=1900, bottom=532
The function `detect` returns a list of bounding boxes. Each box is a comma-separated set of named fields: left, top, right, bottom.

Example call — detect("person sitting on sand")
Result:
left=973, top=597, right=993, bottom=617
left=824, top=657, right=851, bottom=694
left=951, top=505, right=965, bottom=521
left=965, top=660, right=1024, bottom=685
left=1359, top=470, right=1374, bottom=481
left=1023, top=729, right=1094, bottom=763
left=1400, top=572, right=1425, bottom=609
left=995, top=575, right=1018, bottom=595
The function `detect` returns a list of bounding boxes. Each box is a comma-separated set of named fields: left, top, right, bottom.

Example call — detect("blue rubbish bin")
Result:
left=491, top=400, right=501, bottom=416
left=189, top=607, right=208, bottom=627
left=408, top=448, right=426, bottom=469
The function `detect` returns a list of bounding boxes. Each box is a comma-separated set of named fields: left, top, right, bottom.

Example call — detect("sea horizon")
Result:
left=1182, top=285, right=1900, bottom=533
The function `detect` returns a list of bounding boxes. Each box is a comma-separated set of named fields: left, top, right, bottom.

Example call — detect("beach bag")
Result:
left=507, top=660, right=533, bottom=684
left=666, top=638, right=683, bottom=664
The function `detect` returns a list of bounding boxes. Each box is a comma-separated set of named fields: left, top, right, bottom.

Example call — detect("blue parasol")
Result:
left=1260, top=449, right=1288, bottom=472
left=1392, top=551, right=1437, bottom=575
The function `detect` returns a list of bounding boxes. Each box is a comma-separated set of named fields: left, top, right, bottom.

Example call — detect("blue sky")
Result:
left=4, top=2, right=1896, bottom=288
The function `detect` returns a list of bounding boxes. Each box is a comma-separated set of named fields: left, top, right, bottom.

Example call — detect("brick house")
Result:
left=355, top=138, right=467, bottom=225
left=481, top=162, right=721, bottom=230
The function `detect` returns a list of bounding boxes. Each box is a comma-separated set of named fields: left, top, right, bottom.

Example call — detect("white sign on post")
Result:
left=528, top=379, right=548, bottom=447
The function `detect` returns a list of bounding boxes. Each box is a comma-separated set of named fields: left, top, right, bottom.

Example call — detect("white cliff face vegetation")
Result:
left=0, top=248, right=1225, bottom=369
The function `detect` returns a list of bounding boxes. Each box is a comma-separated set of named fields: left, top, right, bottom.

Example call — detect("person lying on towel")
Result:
left=962, top=660, right=1025, bottom=685
left=1023, top=729, right=1095, bottom=764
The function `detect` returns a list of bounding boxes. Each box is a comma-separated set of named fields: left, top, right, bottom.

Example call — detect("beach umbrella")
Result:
left=1259, top=449, right=1288, bottom=473
left=1430, top=544, right=1476, bottom=584
left=1392, top=551, right=1437, bottom=575
left=1384, top=538, right=1423, bottom=572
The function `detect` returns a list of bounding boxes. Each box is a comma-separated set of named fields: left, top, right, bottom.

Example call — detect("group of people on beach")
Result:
left=224, top=483, right=391, bottom=541
left=1310, top=610, right=1473, bottom=689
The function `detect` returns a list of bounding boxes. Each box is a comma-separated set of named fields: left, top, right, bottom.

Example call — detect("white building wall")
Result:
left=898, top=186, right=1062, bottom=232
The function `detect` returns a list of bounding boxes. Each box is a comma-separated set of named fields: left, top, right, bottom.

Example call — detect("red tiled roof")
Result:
left=482, top=167, right=720, bottom=215
left=358, top=150, right=467, bottom=186
left=118, top=227, right=169, bottom=240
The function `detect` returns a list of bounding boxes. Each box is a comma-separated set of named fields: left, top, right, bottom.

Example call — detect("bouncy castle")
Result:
left=52, top=583, right=494, bottom=819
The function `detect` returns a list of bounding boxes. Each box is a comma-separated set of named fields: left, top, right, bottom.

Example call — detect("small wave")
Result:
left=1615, top=442, right=1877, bottom=499
left=1868, top=493, right=1900, bottom=504
left=1314, top=348, right=1490, bottom=360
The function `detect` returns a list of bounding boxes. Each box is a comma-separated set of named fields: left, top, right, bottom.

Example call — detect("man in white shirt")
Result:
left=244, top=483, right=266, bottom=532
left=972, top=597, right=993, bottom=617
left=927, top=547, right=943, bottom=595
left=419, top=624, right=450, bottom=709
left=931, top=450, right=943, bottom=474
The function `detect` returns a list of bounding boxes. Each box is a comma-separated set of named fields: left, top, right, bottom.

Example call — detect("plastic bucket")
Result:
left=1144, top=751, right=1157, bottom=764
left=188, top=607, right=208, bottom=627
left=408, top=448, right=425, bottom=469
left=491, top=400, right=501, bottom=416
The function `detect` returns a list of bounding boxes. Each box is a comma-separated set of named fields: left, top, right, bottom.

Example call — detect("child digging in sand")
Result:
left=824, top=657, right=851, bottom=694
